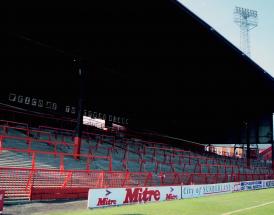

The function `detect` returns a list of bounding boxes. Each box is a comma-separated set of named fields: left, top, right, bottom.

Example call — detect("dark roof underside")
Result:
left=2, top=0, right=274, bottom=143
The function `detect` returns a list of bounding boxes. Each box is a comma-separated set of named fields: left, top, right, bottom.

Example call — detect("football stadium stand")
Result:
left=0, top=115, right=273, bottom=201
left=2, top=0, right=274, bottom=204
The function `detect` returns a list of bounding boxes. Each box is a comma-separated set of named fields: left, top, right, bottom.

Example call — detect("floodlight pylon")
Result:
left=234, top=7, right=258, bottom=57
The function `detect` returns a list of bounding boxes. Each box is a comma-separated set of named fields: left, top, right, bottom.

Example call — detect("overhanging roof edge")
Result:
left=170, top=0, right=274, bottom=88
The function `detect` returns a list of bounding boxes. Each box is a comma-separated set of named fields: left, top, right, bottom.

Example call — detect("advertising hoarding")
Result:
left=88, top=186, right=181, bottom=208
left=181, top=183, right=235, bottom=199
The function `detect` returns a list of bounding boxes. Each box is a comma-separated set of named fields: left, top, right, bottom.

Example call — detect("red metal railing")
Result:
left=2, top=123, right=268, bottom=169
left=0, top=146, right=112, bottom=172
left=0, top=166, right=273, bottom=200
left=0, top=119, right=273, bottom=201
left=0, top=120, right=28, bottom=128
left=0, top=131, right=270, bottom=175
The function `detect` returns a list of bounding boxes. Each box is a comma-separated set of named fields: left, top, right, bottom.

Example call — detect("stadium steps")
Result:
left=0, top=123, right=273, bottom=201
left=0, top=150, right=33, bottom=168
left=0, top=172, right=30, bottom=200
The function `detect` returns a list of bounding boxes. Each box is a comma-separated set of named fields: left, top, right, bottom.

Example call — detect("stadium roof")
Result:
left=2, top=0, right=274, bottom=143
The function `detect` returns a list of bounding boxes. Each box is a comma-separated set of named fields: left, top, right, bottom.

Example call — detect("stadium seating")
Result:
left=0, top=119, right=273, bottom=200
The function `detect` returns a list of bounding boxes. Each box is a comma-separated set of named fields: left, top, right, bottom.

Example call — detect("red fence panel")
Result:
left=1, top=167, right=274, bottom=201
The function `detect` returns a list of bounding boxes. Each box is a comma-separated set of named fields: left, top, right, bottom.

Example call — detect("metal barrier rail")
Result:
left=0, top=122, right=269, bottom=170
left=0, top=120, right=29, bottom=128
left=0, top=147, right=112, bottom=171
left=0, top=129, right=271, bottom=175
left=0, top=166, right=273, bottom=200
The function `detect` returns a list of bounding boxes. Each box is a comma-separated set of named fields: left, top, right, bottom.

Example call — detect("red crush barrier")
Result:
left=0, top=167, right=273, bottom=201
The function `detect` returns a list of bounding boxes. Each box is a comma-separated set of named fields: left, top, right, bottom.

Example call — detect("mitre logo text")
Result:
left=123, top=188, right=160, bottom=203
left=96, top=190, right=117, bottom=206
left=96, top=198, right=117, bottom=206
left=166, top=187, right=178, bottom=200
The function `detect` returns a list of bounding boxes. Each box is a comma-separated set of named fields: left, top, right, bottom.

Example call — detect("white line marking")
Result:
left=222, top=201, right=274, bottom=215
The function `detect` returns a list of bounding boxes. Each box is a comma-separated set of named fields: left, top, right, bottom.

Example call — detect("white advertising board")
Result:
left=240, top=180, right=263, bottom=191
left=88, top=186, right=181, bottom=208
left=88, top=180, right=274, bottom=209
left=181, top=182, right=235, bottom=199
left=262, top=180, right=274, bottom=189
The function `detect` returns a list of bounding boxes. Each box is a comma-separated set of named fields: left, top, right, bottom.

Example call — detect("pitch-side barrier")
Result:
left=88, top=179, right=274, bottom=208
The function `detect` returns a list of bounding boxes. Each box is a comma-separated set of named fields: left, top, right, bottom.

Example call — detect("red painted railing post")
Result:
left=86, top=156, right=90, bottom=171
left=29, top=172, right=34, bottom=201
left=159, top=172, right=164, bottom=185
left=144, top=172, right=152, bottom=187
left=0, top=136, right=2, bottom=153
left=73, top=137, right=82, bottom=159
left=27, top=138, right=32, bottom=156
left=122, top=171, right=130, bottom=187
left=173, top=172, right=180, bottom=185
left=205, top=174, right=208, bottom=184
left=62, top=172, right=72, bottom=188
left=237, top=173, right=240, bottom=182
left=109, top=156, right=112, bottom=171
left=123, top=159, right=128, bottom=171
left=187, top=174, right=193, bottom=185
left=31, top=153, right=36, bottom=170
left=140, top=160, right=145, bottom=172
left=98, top=171, right=104, bottom=188
left=60, top=155, right=64, bottom=171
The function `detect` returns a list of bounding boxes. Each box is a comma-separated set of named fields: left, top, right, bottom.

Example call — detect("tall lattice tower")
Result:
left=234, top=7, right=258, bottom=57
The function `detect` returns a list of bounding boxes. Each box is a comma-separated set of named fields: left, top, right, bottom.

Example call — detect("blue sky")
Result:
left=178, top=0, right=274, bottom=77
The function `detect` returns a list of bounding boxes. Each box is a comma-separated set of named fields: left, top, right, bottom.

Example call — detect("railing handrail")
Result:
left=1, top=146, right=110, bottom=160
left=0, top=119, right=29, bottom=128
left=1, top=136, right=268, bottom=170
left=0, top=165, right=272, bottom=176
left=1, top=134, right=73, bottom=146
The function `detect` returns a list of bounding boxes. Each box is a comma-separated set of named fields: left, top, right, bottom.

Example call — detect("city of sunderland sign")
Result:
left=8, top=93, right=129, bottom=125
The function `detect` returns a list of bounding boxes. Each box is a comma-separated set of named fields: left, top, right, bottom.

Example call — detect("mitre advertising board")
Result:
left=87, top=186, right=181, bottom=208
left=88, top=181, right=274, bottom=209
